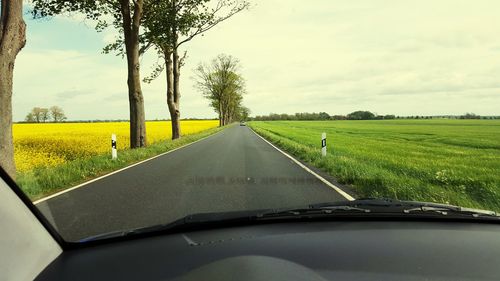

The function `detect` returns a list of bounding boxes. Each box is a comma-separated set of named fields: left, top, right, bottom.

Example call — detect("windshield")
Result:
left=1, top=0, right=499, bottom=242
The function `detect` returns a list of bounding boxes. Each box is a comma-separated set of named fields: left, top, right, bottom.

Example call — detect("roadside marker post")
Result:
left=321, top=132, right=327, bottom=157
left=111, top=134, right=117, bottom=159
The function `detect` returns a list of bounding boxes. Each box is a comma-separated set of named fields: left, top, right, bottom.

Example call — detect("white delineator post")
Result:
left=321, top=132, right=327, bottom=157
left=111, top=134, right=117, bottom=159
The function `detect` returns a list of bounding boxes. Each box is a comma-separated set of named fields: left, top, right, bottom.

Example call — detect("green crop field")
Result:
left=249, top=119, right=500, bottom=212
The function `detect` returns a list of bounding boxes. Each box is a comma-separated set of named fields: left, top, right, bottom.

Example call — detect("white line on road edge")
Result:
left=249, top=128, right=355, bottom=201
left=34, top=128, right=227, bottom=205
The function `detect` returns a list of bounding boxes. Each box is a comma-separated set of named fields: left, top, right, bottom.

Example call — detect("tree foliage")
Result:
left=347, top=111, right=376, bottom=120
left=30, top=0, right=249, bottom=141
left=25, top=107, right=65, bottom=123
left=143, top=1, right=248, bottom=57
left=238, top=106, right=250, bottom=121
left=50, top=106, right=67, bottom=122
left=251, top=111, right=401, bottom=121
left=195, top=54, right=247, bottom=125
left=253, top=112, right=332, bottom=121
left=140, top=0, right=249, bottom=139
left=460, top=113, right=481, bottom=119
left=32, top=1, right=121, bottom=31
left=31, top=0, right=148, bottom=148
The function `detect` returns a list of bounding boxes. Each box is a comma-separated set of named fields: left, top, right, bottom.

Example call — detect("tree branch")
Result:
left=120, top=0, right=132, bottom=37
left=177, top=2, right=249, bottom=47
left=131, top=0, right=143, bottom=37
left=179, top=50, right=187, bottom=68
left=139, top=41, right=152, bottom=55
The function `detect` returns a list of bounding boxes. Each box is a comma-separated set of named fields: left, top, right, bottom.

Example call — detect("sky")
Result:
left=13, top=0, right=500, bottom=121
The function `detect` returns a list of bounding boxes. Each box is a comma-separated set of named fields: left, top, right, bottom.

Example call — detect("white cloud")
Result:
left=13, top=47, right=217, bottom=121
left=13, top=0, right=500, bottom=120
left=14, top=50, right=126, bottom=120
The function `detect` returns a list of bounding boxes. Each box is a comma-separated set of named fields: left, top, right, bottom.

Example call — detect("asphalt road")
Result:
left=37, top=125, right=349, bottom=241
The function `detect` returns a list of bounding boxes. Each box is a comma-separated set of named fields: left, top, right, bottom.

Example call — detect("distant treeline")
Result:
left=250, top=111, right=500, bottom=121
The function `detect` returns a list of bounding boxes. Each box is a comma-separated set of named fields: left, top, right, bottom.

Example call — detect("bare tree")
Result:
left=31, top=107, right=43, bottom=123
left=25, top=112, right=35, bottom=123
left=49, top=106, right=67, bottom=122
left=0, top=0, right=26, bottom=177
left=32, top=0, right=147, bottom=148
left=40, top=108, right=50, bottom=123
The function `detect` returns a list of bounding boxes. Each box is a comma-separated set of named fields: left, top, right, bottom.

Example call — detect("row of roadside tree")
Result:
left=195, top=54, right=250, bottom=126
left=0, top=0, right=250, bottom=177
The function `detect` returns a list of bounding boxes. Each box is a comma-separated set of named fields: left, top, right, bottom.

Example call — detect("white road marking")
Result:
left=34, top=128, right=227, bottom=205
left=249, top=128, right=355, bottom=201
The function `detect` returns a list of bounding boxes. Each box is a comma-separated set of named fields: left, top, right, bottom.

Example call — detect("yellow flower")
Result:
left=13, top=120, right=218, bottom=172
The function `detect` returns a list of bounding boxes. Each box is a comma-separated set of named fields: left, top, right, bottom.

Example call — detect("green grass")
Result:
left=248, top=120, right=500, bottom=212
left=18, top=125, right=227, bottom=201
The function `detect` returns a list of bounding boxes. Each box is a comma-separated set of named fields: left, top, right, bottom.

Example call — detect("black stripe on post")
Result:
left=112, top=140, right=117, bottom=149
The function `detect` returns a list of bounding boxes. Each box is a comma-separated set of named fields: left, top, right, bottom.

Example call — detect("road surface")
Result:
left=37, top=125, right=350, bottom=241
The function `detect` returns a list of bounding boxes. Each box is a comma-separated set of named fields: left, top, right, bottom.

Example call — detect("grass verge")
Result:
left=18, top=125, right=227, bottom=201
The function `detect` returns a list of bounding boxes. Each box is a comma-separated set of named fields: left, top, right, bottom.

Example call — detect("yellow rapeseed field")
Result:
left=13, top=120, right=219, bottom=172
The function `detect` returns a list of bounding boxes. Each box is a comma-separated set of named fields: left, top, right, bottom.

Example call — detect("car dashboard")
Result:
left=36, top=220, right=500, bottom=281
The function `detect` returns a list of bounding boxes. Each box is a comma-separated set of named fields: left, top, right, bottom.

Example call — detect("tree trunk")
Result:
left=227, top=95, right=233, bottom=124
left=120, top=0, right=147, bottom=148
left=164, top=49, right=180, bottom=140
left=169, top=48, right=181, bottom=139
left=127, top=56, right=147, bottom=148
left=0, top=0, right=26, bottom=178
left=0, top=64, right=15, bottom=177
left=221, top=99, right=229, bottom=126
left=220, top=100, right=225, bottom=126
left=218, top=103, right=223, bottom=127
left=162, top=0, right=182, bottom=140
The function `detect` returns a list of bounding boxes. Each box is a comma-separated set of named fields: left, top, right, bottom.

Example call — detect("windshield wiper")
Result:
left=78, top=210, right=269, bottom=243
left=79, top=199, right=499, bottom=243
left=257, top=205, right=371, bottom=219
left=403, top=206, right=450, bottom=215
left=78, top=205, right=374, bottom=243
left=312, top=198, right=499, bottom=219
left=402, top=204, right=498, bottom=218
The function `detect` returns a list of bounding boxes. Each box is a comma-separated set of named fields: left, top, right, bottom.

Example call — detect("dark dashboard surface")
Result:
left=36, top=221, right=500, bottom=281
